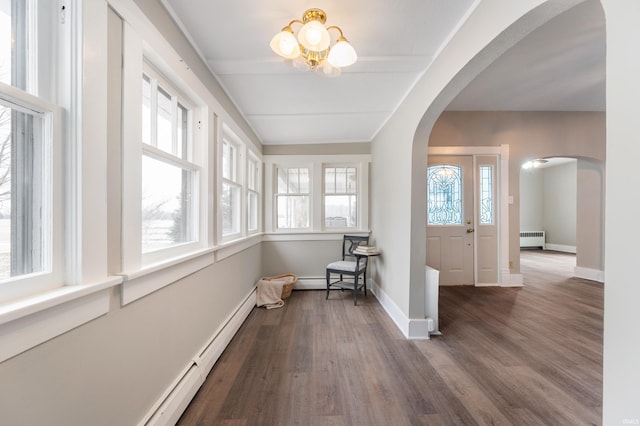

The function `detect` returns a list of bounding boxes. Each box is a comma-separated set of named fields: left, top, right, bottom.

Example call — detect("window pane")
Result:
left=335, top=167, right=347, bottom=193
left=0, top=103, right=47, bottom=280
left=142, top=155, right=195, bottom=253
left=427, top=164, right=463, bottom=225
left=298, top=168, right=309, bottom=193
left=156, top=86, right=172, bottom=153
left=222, top=182, right=240, bottom=235
left=287, top=168, right=299, bottom=193
left=177, top=103, right=188, bottom=160
left=346, top=167, right=357, bottom=192
left=248, top=191, right=258, bottom=232
left=325, top=167, right=335, bottom=193
left=222, top=141, right=235, bottom=181
left=480, top=166, right=494, bottom=224
left=277, top=195, right=309, bottom=229
left=277, top=167, right=288, bottom=193
left=0, top=2, right=13, bottom=87
left=325, top=195, right=357, bottom=228
left=142, top=75, right=151, bottom=145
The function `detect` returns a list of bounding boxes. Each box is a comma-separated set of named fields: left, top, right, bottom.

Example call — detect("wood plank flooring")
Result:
left=178, top=250, right=603, bottom=425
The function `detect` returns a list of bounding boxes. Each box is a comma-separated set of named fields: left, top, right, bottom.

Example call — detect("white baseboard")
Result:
left=140, top=288, right=257, bottom=426
left=544, top=244, right=577, bottom=254
left=574, top=266, right=605, bottom=283
left=371, top=280, right=433, bottom=340
left=501, top=269, right=523, bottom=287
left=294, top=277, right=326, bottom=290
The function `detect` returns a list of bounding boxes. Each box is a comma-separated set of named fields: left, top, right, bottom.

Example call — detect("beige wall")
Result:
left=263, top=142, right=371, bottom=156
left=429, top=111, right=605, bottom=272
left=0, top=246, right=262, bottom=425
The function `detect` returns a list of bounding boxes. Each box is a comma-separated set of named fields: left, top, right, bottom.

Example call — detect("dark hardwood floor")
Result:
left=178, top=250, right=603, bottom=425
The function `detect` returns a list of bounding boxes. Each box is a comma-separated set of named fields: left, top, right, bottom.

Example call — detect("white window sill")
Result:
left=263, top=230, right=371, bottom=242
left=0, top=276, right=123, bottom=363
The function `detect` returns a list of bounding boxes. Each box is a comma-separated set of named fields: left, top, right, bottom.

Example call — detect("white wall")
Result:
left=543, top=161, right=577, bottom=248
left=520, top=161, right=578, bottom=249
left=601, top=0, right=640, bottom=422
left=520, top=168, right=544, bottom=231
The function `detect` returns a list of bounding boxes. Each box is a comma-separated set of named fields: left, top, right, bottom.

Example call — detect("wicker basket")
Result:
left=262, top=273, right=298, bottom=299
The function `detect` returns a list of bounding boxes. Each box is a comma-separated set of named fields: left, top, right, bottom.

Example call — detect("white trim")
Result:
left=139, top=288, right=256, bottom=426
left=120, top=250, right=214, bottom=305
left=293, top=277, right=326, bottom=290
left=369, top=280, right=432, bottom=339
left=502, top=271, right=524, bottom=287
left=262, top=231, right=370, bottom=242
left=544, top=244, right=577, bottom=254
left=0, top=277, right=122, bottom=363
left=574, top=266, right=605, bottom=283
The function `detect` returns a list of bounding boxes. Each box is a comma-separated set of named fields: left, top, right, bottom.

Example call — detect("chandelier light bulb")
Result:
left=298, top=20, right=330, bottom=52
left=270, top=29, right=301, bottom=59
left=327, top=38, right=357, bottom=68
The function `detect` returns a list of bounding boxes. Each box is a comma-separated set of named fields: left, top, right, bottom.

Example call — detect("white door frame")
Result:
left=428, top=144, right=522, bottom=287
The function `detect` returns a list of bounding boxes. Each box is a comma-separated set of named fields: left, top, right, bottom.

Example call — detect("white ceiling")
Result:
left=163, top=0, right=605, bottom=145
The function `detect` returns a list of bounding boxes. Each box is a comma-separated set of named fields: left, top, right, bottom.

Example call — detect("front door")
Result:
left=426, top=156, right=474, bottom=285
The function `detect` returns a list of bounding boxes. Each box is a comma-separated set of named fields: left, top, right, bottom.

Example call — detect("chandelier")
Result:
left=269, top=8, right=357, bottom=77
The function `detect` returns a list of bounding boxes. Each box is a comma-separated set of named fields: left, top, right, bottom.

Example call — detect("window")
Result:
left=427, top=164, right=463, bottom=225
left=324, top=166, right=357, bottom=229
left=0, top=0, right=62, bottom=298
left=479, top=165, right=494, bottom=224
left=221, top=125, right=243, bottom=238
left=264, top=155, right=369, bottom=233
left=247, top=153, right=260, bottom=233
left=276, top=167, right=309, bottom=230
left=140, top=66, right=200, bottom=258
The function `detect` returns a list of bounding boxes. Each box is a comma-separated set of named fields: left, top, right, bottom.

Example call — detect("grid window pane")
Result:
left=142, top=75, right=151, bottom=145
left=0, top=103, right=47, bottom=280
left=141, top=155, right=194, bottom=253
left=324, top=167, right=357, bottom=228
left=177, top=103, right=187, bottom=160
left=276, top=167, right=310, bottom=229
left=480, top=166, right=494, bottom=225
left=156, top=86, right=173, bottom=154
left=222, top=141, right=236, bottom=181
left=427, top=164, right=463, bottom=225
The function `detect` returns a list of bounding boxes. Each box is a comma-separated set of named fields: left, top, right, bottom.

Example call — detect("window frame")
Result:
left=264, top=155, right=370, bottom=234
left=218, top=123, right=245, bottom=242
left=0, top=84, right=62, bottom=302
left=0, top=0, right=63, bottom=303
left=322, top=164, right=359, bottom=230
left=246, top=151, right=261, bottom=234
left=121, top=29, right=209, bottom=275
left=274, top=165, right=312, bottom=231
left=139, top=64, right=202, bottom=264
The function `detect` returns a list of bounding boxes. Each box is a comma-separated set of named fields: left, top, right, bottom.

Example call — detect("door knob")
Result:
left=467, top=228, right=474, bottom=233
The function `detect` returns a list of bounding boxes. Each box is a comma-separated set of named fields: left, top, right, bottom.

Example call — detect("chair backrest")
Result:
left=342, top=235, right=369, bottom=260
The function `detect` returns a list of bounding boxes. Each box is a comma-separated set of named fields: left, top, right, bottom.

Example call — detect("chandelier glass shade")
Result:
left=270, top=8, right=357, bottom=77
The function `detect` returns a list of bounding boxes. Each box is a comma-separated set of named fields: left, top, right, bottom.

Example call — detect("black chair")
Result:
left=326, top=235, right=369, bottom=305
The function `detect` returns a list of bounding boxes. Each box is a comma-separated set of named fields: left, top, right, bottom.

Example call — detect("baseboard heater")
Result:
left=520, top=231, right=545, bottom=249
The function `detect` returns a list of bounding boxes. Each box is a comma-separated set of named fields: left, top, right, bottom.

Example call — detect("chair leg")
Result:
left=363, top=270, right=367, bottom=296
left=353, top=275, right=358, bottom=305
left=326, top=270, right=330, bottom=300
